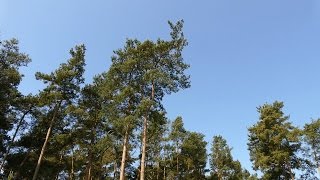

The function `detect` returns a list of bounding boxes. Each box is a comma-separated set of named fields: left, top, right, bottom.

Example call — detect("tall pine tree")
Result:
left=248, top=101, right=301, bottom=179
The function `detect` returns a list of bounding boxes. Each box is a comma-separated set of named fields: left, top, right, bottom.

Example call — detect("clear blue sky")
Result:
left=1, top=0, right=320, bottom=172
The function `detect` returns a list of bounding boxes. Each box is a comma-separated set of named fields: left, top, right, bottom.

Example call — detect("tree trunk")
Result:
left=120, top=128, right=129, bottom=180
left=70, top=148, right=74, bottom=180
left=140, top=81, right=155, bottom=180
left=176, top=156, right=179, bottom=178
left=176, top=143, right=179, bottom=179
left=86, top=144, right=93, bottom=179
left=140, top=116, right=148, bottom=180
left=87, top=164, right=92, bottom=180
left=55, top=153, right=64, bottom=180
left=32, top=102, right=60, bottom=180
left=113, top=160, right=117, bottom=180
left=163, top=147, right=166, bottom=180
left=0, top=109, right=31, bottom=170
left=163, top=165, right=166, bottom=180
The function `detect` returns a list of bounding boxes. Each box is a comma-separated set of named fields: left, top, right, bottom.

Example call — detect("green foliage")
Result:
left=3, top=23, right=320, bottom=180
left=180, top=132, right=207, bottom=179
left=209, top=135, right=251, bottom=180
left=303, top=119, right=320, bottom=167
left=301, top=119, right=320, bottom=178
left=248, top=101, right=301, bottom=179
left=0, top=38, right=30, bottom=153
left=210, top=135, right=234, bottom=179
left=5, top=45, right=86, bottom=179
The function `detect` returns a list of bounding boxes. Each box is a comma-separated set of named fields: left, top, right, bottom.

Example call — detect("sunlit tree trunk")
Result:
left=140, top=82, right=154, bottom=180
left=140, top=116, right=148, bottom=180
left=120, top=128, right=129, bottom=180
left=32, top=102, right=60, bottom=180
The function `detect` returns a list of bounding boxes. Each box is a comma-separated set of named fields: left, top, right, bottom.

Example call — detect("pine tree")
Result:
left=0, top=38, right=30, bottom=161
left=0, top=95, right=37, bottom=172
left=143, top=112, right=167, bottom=180
left=169, top=116, right=187, bottom=178
left=248, top=101, right=301, bottom=179
left=135, top=20, right=190, bottom=180
left=209, top=135, right=235, bottom=180
left=180, top=132, right=207, bottom=179
left=103, top=20, right=190, bottom=180
left=302, top=119, right=320, bottom=176
left=32, top=45, right=86, bottom=180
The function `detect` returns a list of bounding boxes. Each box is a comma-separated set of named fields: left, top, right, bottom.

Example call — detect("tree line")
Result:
left=0, top=20, right=319, bottom=180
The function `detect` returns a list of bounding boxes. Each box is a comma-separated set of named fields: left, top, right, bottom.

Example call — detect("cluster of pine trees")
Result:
left=0, top=21, right=319, bottom=180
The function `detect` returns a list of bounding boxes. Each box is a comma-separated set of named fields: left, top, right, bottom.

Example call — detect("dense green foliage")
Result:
left=0, top=22, right=319, bottom=180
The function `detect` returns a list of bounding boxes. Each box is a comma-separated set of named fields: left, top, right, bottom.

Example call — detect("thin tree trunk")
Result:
left=176, top=156, right=179, bottom=178
left=0, top=109, right=31, bottom=170
left=55, top=153, right=64, bottom=180
left=86, top=143, right=93, bottom=180
left=176, top=143, right=179, bottom=179
left=70, top=148, right=74, bottom=180
left=32, top=102, right=60, bottom=180
left=163, top=165, right=166, bottom=180
left=163, top=146, right=166, bottom=180
left=140, top=82, right=155, bottom=180
left=113, top=160, right=117, bottom=180
left=140, top=116, right=148, bottom=180
left=218, top=172, right=222, bottom=180
left=156, top=156, right=160, bottom=180
left=120, top=128, right=129, bottom=180
left=87, top=164, right=92, bottom=180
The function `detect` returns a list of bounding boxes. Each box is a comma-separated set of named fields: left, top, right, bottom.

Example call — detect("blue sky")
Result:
left=1, top=0, right=320, bottom=172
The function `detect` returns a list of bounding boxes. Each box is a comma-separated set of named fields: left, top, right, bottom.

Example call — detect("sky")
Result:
left=1, top=0, right=320, bottom=173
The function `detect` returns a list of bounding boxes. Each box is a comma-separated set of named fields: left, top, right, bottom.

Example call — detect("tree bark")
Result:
left=113, top=160, right=117, bottom=180
left=120, top=128, right=129, bottom=180
left=176, top=155, right=179, bottom=178
left=32, top=102, right=60, bottom=180
left=55, top=153, right=64, bottom=180
left=140, top=82, right=155, bottom=180
left=70, top=148, right=74, bottom=180
left=140, top=116, right=147, bottom=180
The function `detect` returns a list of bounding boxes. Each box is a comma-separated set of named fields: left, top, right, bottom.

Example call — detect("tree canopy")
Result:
left=0, top=22, right=319, bottom=180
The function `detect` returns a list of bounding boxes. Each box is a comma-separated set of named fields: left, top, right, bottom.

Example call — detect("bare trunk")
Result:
left=0, top=109, right=30, bottom=170
left=32, top=118, right=54, bottom=180
left=120, top=128, right=129, bottom=180
left=55, top=153, right=64, bottom=180
left=87, top=164, right=92, bottom=180
left=32, top=103, right=60, bottom=180
left=140, top=81, right=154, bottom=180
left=140, top=116, right=147, bottom=180
left=163, top=147, right=166, bottom=180
left=156, top=157, right=159, bottom=180
left=86, top=146, right=93, bottom=179
left=163, top=165, right=166, bottom=180
left=218, top=172, right=222, bottom=180
left=176, top=143, right=179, bottom=178
left=70, top=148, right=74, bottom=180
left=176, top=156, right=179, bottom=178
left=113, top=160, right=117, bottom=180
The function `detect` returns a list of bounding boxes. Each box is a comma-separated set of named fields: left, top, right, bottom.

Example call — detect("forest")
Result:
left=0, top=20, right=319, bottom=180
